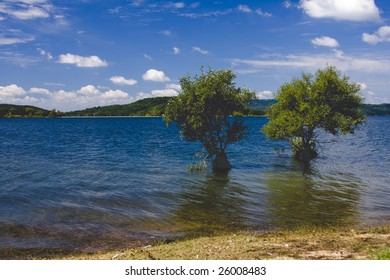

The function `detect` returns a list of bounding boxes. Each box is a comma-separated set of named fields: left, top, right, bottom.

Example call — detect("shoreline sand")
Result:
left=1, top=225, right=389, bottom=260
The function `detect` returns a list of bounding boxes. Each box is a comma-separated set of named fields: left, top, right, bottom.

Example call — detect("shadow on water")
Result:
left=167, top=170, right=250, bottom=236
left=264, top=159, right=363, bottom=228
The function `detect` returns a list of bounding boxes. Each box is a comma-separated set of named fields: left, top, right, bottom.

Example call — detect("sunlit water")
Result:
left=0, top=117, right=389, bottom=252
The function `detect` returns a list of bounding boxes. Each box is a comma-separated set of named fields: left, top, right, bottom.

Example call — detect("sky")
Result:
left=1, top=0, right=390, bottom=111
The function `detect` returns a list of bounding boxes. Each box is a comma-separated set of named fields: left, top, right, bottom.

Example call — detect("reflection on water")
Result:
left=168, top=172, right=249, bottom=235
left=0, top=117, right=390, bottom=253
left=264, top=161, right=362, bottom=228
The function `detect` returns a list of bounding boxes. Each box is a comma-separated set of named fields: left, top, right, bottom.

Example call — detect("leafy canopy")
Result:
left=262, top=66, right=365, bottom=161
left=164, top=68, right=255, bottom=167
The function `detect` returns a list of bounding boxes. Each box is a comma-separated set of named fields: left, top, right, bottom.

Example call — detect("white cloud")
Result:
left=311, top=36, right=339, bottom=48
left=58, top=53, right=108, bottom=67
left=193, top=46, right=209, bottom=55
left=0, top=36, right=34, bottom=45
left=256, top=90, right=274, bottom=99
left=171, top=2, right=185, bottom=9
left=299, top=0, right=381, bottom=22
left=160, top=30, right=172, bottom=36
left=166, top=83, right=181, bottom=91
left=150, top=89, right=179, bottom=97
left=10, top=6, right=49, bottom=19
left=238, top=4, right=252, bottom=13
left=110, top=76, right=137, bottom=86
left=0, top=84, right=26, bottom=97
left=232, top=50, right=390, bottom=73
left=0, top=83, right=134, bottom=111
left=142, top=69, right=170, bottom=82
left=362, top=26, right=390, bottom=45
left=102, top=89, right=129, bottom=99
left=144, top=53, right=152, bottom=60
left=173, top=47, right=180, bottom=55
left=0, top=84, right=40, bottom=104
left=79, top=85, right=101, bottom=95
left=136, top=83, right=181, bottom=99
left=357, top=82, right=368, bottom=91
left=29, top=87, right=51, bottom=95
left=37, top=48, right=53, bottom=60
left=284, top=1, right=293, bottom=9
left=0, top=1, right=52, bottom=20
left=237, top=4, right=272, bottom=16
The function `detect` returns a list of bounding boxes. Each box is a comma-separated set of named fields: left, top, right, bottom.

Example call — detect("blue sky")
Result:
left=1, top=0, right=390, bottom=111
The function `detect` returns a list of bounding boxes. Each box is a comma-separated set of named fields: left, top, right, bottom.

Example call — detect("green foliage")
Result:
left=362, top=103, right=390, bottom=116
left=64, top=97, right=173, bottom=117
left=0, top=104, right=60, bottom=118
left=164, top=67, right=256, bottom=170
left=263, top=66, right=365, bottom=162
left=373, top=247, right=390, bottom=260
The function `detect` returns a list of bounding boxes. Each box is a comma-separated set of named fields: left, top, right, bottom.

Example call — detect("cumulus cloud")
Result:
left=166, top=83, right=182, bottom=91
left=299, top=0, right=381, bottom=22
left=0, top=84, right=39, bottom=104
left=142, top=69, right=170, bottom=82
left=193, top=46, right=209, bottom=55
left=110, top=76, right=137, bottom=86
left=137, top=83, right=181, bottom=99
left=256, top=90, right=274, bottom=99
left=29, top=87, right=51, bottom=95
left=0, top=84, right=26, bottom=97
left=150, top=89, right=179, bottom=97
left=362, top=26, right=390, bottom=45
left=311, top=36, right=339, bottom=48
left=0, top=83, right=134, bottom=111
left=58, top=53, right=108, bottom=67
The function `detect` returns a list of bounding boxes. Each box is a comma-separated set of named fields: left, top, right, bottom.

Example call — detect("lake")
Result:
left=0, top=117, right=389, bottom=252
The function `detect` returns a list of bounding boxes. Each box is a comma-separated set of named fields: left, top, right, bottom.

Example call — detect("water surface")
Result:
left=0, top=117, right=389, bottom=252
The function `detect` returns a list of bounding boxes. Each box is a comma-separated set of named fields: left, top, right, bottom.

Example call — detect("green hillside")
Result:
left=64, top=97, right=174, bottom=117
left=2, top=98, right=390, bottom=118
left=64, top=97, right=273, bottom=117
left=0, top=104, right=60, bottom=118
left=361, top=104, right=390, bottom=116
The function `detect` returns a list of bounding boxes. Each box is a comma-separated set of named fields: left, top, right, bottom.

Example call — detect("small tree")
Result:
left=262, top=66, right=365, bottom=162
left=164, top=68, right=255, bottom=171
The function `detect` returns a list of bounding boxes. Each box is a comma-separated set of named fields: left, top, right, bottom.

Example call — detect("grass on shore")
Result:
left=3, top=226, right=389, bottom=260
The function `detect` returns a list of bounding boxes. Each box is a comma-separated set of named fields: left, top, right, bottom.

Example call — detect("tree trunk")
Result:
left=212, top=152, right=232, bottom=171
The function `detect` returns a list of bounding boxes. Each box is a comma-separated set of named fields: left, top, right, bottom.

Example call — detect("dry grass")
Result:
left=8, top=225, right=388, bottom=260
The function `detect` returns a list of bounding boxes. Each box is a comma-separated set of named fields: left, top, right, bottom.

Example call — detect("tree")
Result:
left=164, top=68, right=256, bottom=171
left=262, top=66, right=365, bottom=162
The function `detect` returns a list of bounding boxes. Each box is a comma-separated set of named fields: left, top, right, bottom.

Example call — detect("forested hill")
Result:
left=63, top=98, right=390, bottom=117
left=0, top=104, right=60, bottom=118
left=63, top=98, right=276, bottom=117
left=2, top=98, right=390, bottom=117
left=64, top=97, right=174, bottom=117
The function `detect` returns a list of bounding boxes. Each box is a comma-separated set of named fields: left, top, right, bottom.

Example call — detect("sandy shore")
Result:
left=2, top=225, right=390, bottom=260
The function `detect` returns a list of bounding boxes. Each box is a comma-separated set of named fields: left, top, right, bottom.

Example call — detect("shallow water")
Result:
left=0, top=117, right=389, bottom=252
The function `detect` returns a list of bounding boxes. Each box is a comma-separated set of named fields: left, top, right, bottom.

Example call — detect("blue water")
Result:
left=0, top=117, right=389, bottom=252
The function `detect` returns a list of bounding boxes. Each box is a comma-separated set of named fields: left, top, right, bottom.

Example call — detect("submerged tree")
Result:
left=262, top=66, right=365, bottom=162
left=164, top=68, right=255, bottom=171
